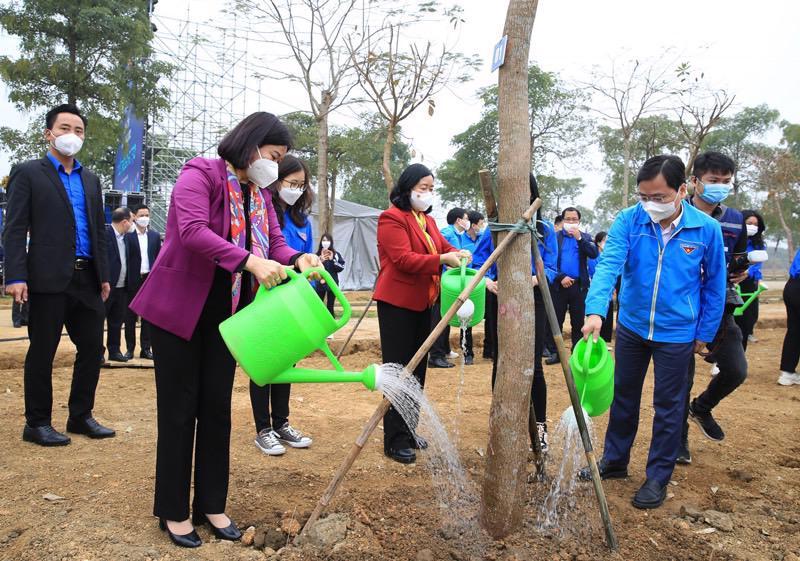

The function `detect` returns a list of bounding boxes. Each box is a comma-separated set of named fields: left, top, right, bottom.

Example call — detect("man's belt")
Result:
left=74, top=258, right=92, bottom=270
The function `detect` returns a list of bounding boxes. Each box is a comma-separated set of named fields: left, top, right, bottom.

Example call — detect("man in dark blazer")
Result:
left=104, top=207, right=133, bottom=363
left=3, top=104, right=115, bottom=446
left=124, top=204, right=162, bottom=360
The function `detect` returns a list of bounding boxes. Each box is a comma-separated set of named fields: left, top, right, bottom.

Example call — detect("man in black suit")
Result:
left=3, top=104, right=115, bottom=446
left=104, top=207, right=133, bottom=363
left=124, top=204, right=161, bottom=360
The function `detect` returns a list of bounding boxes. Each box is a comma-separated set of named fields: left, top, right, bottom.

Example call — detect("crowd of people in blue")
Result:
left=4, top=104, right=800, bottom=548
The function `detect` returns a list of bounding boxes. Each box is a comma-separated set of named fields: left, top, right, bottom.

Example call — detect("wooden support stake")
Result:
left=298, top=200, right=543, bottom=540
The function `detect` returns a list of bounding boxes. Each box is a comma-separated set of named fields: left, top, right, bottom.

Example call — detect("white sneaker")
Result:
left=536, top=422, right=549, bottom=453
left=274, top=422, right=313, bottom=448
left=747, top=334, right=758, bottom=343
left=447, top=351, right=459, bottom=359
left=254, top=429, right=286, bottom=456
left=778, top=371, right=800, bottom=386
left=326, top=334, right=334, bottom=340
left=710, top=363, right=720, bottom=377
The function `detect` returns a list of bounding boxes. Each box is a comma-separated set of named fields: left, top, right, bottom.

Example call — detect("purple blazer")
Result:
left=129, top=157, right=297, bottom=340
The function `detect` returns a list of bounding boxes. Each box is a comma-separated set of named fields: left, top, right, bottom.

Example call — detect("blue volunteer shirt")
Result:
left=559, top=236, right=580, bottom=279
left=790, top=248, right=800, bottom=279
left=47, top=152, right=92, bottom=258
left=280, top=209, right=314, bottom=254
left=440, top=224, right=464, bottom=250
left=461, top=230, right=480, bottom=254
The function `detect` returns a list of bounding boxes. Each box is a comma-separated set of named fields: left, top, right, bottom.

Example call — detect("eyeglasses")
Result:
left=637, top=193, right=676, bottom=203
left=281, top=180, right=307, bottom=190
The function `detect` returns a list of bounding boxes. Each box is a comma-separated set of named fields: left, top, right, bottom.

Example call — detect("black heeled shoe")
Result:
left=191, top=512, right=242, bottom=541
left=158, top=518, right=202, bottom=548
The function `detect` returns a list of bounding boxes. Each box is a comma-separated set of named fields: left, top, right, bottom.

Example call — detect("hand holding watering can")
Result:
left=244, top=253, right=322, bottom=288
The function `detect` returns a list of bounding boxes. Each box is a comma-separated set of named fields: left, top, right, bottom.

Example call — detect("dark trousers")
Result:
left=377, top=300, right=430, bottom=449
left=125, top=275, right=152, bottom=353
left=315, top=283, right=336, bottom=318
left=600, top=299, right=614, bottom=343
left=104, top=286, right=127, bottom=354
left=12, top=300, right=29, bottom=326
left=734, top=277, right=759, bottom=350
left=24, top=268, right=105, bottom=427
left=249, top=382, right=291, bottom=432
left=483, top=290, right=498, bottom=358
left=682, top=313, right=747, bottom=438
left=554, top=283, right=586, bottom=348
left=429, top=297, right=451, bottom=360
left=151, top=270, right=235, bottom=521
left=603, top=324, right=693, bottom=485
left=780, top=277, right=800, bottom=373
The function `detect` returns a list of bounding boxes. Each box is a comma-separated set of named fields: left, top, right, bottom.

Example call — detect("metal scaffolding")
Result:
left=144, top=13, right=252, bottom=232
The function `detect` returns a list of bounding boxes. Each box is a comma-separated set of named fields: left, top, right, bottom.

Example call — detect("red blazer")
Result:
left=374, top=205, right=456, bottom=312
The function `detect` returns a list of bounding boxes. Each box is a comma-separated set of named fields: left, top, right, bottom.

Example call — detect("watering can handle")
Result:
left=299, top=266, right=352, bottom=330
left=460, top=258, right=467, bottom=291
left=580, top=337, right=594, bottom=406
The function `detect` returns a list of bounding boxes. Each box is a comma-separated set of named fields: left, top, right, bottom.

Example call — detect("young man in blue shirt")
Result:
left=580, top=155, right=726, bottom=509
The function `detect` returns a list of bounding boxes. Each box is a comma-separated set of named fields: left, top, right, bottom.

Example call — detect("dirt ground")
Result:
left=0, top=302, right=798, bottom=561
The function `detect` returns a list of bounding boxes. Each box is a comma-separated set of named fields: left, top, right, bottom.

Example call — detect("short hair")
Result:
left=46, top=104, right=87, bottom=129
left=389, top=163, right=434, bottom=213
left=111, top=207, right=132, bottom=223
left=133, top=204, right=149, bottom=214
left=446, top=207, right=466, bottom=225
left=553, top=215, right=563, bottom=225
left=468, top=210, right=484, bottom=225
left=271, top=154, right=312, bottom=229
left=561, top=206, right=581, bottom=220
left=637, top=155, right=686, bottom=191
left=217, top=112, right=293, bottom=170
left=692, top=151, right=735, bottom=179
left=594, top=231, right=608, bottom=245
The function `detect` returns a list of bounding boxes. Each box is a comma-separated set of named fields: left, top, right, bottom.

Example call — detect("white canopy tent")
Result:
left=310, top=198, right=381, bottom=290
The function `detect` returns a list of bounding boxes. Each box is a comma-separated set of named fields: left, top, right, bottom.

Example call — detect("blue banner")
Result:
left=113, top=106, right=144, bottom=192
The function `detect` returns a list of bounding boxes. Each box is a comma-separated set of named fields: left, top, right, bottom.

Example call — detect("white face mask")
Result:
left=563, top=223, right=580, bottom=233
left=247, top=148, right=279, bottom=188
left=321, top=240, right=331, bottom=250
left=51, top=132, right=84, bottom=157
left=279, top=187, right=304, bottom=206
left=410, top=191, right=433, bottom=212
left=135, top=216, right=150, bottom=228
left=746, top=224, right=758, bottom=237
left=642, top=200, right=678, bottom=222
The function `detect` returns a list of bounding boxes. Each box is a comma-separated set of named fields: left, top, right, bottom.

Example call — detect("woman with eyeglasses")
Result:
left=248, top=154, right=315, bottom=457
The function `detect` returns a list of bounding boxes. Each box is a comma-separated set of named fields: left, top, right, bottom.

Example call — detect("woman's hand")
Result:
left=296, top=253, right=323, bottom=280
left=245, top=255, right=288, bottom=289
left=486, top=279, right=498, bottom=294
left=458, top=249, right=472, bottom=264
left=440, top=251, right=466, bottom=269
left=321, top=249, right=333, bottom=261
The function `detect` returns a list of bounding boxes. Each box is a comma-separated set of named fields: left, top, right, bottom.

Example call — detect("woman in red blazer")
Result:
left=374, top=163, right=471, bottom=464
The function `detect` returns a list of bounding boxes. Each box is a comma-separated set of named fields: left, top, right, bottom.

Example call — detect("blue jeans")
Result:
left=602, top=324, right=694, bottom=485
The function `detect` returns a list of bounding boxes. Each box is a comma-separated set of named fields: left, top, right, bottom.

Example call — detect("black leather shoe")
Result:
left=140, top=349, right=154, bottom=360
left=385, top=447, right=416, bottom=464
left=107, top=351, right=128, bottom=363
left=412, top=436, right=429, bottom=450
left=123, top=351, right=134, bottom=360
left=464, top=356, right=474, bottom=366
left=632, top=479, right=667, bottom=509
left=159, top=518, right=202, bottom=548
left=545, top=354, right=560, bottom=365
left=22, top=424, right=71, bottom=446
left=428, top=357, right=454, bottom=369
left=192, top=512, right=242, bottom=541
left=578, top=459, right=628, bottom=481
left=66, top=417, right=116, bottom=439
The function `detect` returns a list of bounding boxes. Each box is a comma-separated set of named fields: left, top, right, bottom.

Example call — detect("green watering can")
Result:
left=569, top=337, right=614, bottom=417
left=733, top=282, right=768, bottom=317
left=219, top=267, right=381, bottom=391
left=440, top=259, right=486, bottom=328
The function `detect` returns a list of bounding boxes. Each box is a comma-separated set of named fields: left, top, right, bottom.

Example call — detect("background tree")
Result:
left=0, top=0, right=171, bottom=181
left=535, top=174, right=584, bottom=216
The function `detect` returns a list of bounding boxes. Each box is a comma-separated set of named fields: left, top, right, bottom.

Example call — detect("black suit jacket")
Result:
left=106, top=225, right=130, bottom=288
left=125, top=228, right=162, bottom=290
left=3, top=156, right=109, bottom=293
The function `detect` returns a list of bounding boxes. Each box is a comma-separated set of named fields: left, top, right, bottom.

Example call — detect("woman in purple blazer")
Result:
left=130, top=112, right=321, bottom=548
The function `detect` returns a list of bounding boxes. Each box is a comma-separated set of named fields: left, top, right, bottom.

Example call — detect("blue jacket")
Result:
left=471, top=220, right=558, bottom=283
left=440, top=224, right=464, bottom=250
left=555, top=230, right=599, bottom=291
left=280, top=209, right=314, bottom=254
left=585, top=201, right=727, bottom=344
left=790, top=248, right=800, bottom=279
left=746, top=239, right=765, bottom=281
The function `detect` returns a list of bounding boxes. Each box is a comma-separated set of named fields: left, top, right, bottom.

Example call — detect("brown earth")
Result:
left=0, top=304, right=798, bottom=561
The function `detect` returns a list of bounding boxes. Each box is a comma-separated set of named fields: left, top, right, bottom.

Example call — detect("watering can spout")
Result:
left=265, top=364, right=382, bottom=391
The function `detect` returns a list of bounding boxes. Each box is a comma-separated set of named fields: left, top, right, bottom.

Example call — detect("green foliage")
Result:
left=535, top=175, right=584, bottom=218
left=0, top=0, right=172, bottom=181
left=282, top=112, right=411, bottom=210
left=438, top=64, right=589, bottom=207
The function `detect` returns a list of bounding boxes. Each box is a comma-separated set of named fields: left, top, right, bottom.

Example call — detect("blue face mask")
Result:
left=698, top=182, right=731, bottom=205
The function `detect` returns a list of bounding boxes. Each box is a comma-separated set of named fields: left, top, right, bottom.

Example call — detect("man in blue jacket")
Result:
left=579, top=155, right=726, bottom=509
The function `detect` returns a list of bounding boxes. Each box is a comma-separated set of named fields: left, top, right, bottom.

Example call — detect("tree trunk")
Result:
left=479, top=0, right=539, bottom=539
left=686, top=144, right=700, bottom=180
left=316, top=93, right=333, bottom=234
left=622, top=132, right=631, bottom=208
left=773, top=193, right=795, bottom=258
left=329, top=168, right=338, bottom=236
left=382, top=121, right=396, bottom=195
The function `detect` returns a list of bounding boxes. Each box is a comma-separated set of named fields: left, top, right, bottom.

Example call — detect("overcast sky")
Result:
left=2, top=0, right=798, bottom=211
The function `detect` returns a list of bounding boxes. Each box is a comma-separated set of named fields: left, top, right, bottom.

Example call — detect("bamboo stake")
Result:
left=336, top=256, right=381, bottom=360
left=298, top=200, right=543, bottom=540
left=530, top=237, right=618, bottom=550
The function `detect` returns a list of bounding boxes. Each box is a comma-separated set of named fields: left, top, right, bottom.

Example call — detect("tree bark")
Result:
left=773, top=193, right=795, bottom=258
left=622, top=132, right=631, bottom=208
left=316, top=92, right=333, bottom=234
left=479, top=0, right=539, bottom=539
left=382, top=120, right=396, bottom=195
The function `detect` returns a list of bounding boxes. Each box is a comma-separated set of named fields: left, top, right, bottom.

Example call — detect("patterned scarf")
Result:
left=227, top=168, right=270, bottom=314
left=413, top=210, right=440, bottom=307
